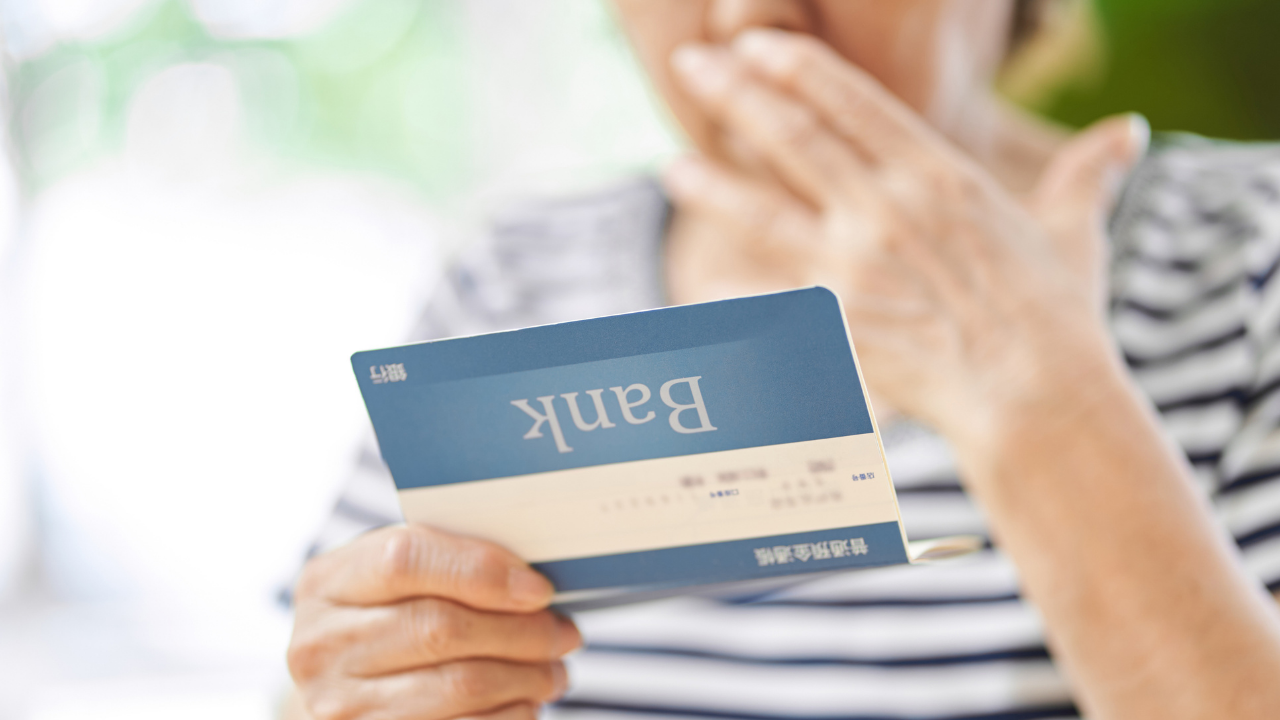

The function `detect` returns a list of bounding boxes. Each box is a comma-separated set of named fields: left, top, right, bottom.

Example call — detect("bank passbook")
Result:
left=354, top=287, right=969, bottom=608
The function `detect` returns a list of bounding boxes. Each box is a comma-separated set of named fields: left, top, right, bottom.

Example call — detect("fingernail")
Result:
left=508, top=566, right=553, bottom=606
left=671, top=44, right=732, bottom=97
left=733, top=29, right=792, bottom=75
left=553, top=615, right=583, bottom=656
left=1127, top=113, right=1151, bottom=159
left=662, top=156, right=709, bottom=198
left=550, top=660, right=569, bottom=701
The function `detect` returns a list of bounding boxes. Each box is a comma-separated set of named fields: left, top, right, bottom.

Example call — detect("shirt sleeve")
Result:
left=1192, top=142, right=1280, bottom=586
left=1108, top=136, right=1280, bottom=591
left=1212, top=145, right=1280, bottom=592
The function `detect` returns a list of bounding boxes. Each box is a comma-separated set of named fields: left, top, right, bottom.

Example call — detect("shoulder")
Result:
left=1108, top=132, right=1280, bottom=340
left=1104, top=136, right=1280, bottom=585
left=1110, top=133, right=1280, bottom=276
left=1107, top=135, right=1280, bottom=478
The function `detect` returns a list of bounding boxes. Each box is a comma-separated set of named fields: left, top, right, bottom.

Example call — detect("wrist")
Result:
left=941, top=317, right=1135, bottom=494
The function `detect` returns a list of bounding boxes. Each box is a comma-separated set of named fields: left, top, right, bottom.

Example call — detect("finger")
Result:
left=663, top=155, right=821, bottom=250
left=341, top=600, right=581, bottom=677
left=303, top=524, right=554, bottom=612
left=365, top=659, right=566, bottom=720
left=1031, top=113, right=1148, bottom=306
left=1032, top=113, right=1149, bottom=238
left=732, top=29, right=953, bottom=167
left=671, top=43, right=873, bottom=207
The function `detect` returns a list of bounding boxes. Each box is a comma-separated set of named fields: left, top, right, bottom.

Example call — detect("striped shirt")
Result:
left=305, top=135, right=1280, bottom=719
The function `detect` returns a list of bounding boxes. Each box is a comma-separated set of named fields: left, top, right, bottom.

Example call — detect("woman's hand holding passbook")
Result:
left=286, top=524, right=578, bottom=720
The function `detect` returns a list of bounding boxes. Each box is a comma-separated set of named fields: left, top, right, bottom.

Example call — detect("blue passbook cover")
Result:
left=354, top=287, right=913, bottom=604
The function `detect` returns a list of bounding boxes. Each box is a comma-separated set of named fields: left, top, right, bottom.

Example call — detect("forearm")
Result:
left=955, top=337, right=1280, bottom=718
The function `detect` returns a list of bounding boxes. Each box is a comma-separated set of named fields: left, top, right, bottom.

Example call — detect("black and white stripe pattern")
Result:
left=1111, top=136, right=1280, bottom=594
left=301, top=136, right=1280, bottom=719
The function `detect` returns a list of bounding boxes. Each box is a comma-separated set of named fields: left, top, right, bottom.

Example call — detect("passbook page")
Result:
left=354, top=287, right=914, bottom=604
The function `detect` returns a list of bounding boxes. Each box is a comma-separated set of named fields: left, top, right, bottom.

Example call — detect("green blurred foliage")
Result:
left=11, top=0, right=472, bottom=195
left=288, top=0, right=470, bottom=196
left=9, top=0, right=1278, bottom=201
left=1046, top=0, right=1280, bottom=139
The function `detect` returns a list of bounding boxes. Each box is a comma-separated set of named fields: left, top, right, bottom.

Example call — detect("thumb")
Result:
left=1031, top=114, right=1149, bottom=310
left=1032, top=113, right=1150, bottom=241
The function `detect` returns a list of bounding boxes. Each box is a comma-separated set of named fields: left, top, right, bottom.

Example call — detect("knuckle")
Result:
left=704, top=179, right=754, bottom=220
left=924, top=167, right=958, bottom=197
left=767, top=34, right=824, bottom=83
left=463, top=544, right=513, bottom=590
left=764, top=209, right=810, bottom=246
left=467, top=543, right=507, bottom=574
left=772, top=105, right=820, bottom=147
left=287, top=630, right=337, bottom=683
left=379, top=527, right=427, bottom=588
left=869, top=224, right=909, bottom=255
left=928, top=166, right=981, bottom=204
left=406, top=600, right=466, bottom=661
left=382, top=525, right=512, bottom=599
left=440, top=663, right=494, bottom=703
left=956, top=174, right=985, bottom=203
left=533, top=662, right=561, bottom=699
left=740, top=201, right=780, bottom=236
left=843, top=260, right=877, bottom=291
left=788, top=35, right=826, bottom=70
left=537, top=612, right=569, bottom=656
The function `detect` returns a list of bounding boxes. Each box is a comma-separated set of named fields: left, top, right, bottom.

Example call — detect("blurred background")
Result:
left=0, top=0, right=1276, bottom=717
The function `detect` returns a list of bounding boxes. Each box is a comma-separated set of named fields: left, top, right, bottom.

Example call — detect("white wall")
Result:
left=0, top=60, right=30, bottom=606
left=5, top=56, right=441, bottom=719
